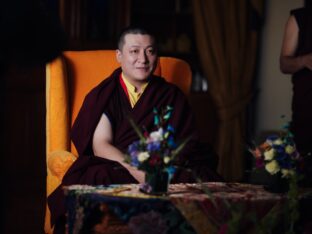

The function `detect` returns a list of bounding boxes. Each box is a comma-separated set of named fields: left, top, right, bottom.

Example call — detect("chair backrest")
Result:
left=45, top=50, right=192, bottom=233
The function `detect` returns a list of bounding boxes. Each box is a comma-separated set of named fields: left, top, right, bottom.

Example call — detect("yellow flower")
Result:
left=264, top=148, right=275, bottom=160
left=164, top=156, right=170, bottom=164
left=265, top=160, right=280, bottom=175
left=285, top=145, right=295, bottom=154
left=138, top=152, right=150, bottom=162
left=281, top=169, right=295, bottom=178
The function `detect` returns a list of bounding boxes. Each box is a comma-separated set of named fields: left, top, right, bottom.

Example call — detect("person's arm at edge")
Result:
left=92, top=114, right=145, bottom=183
left=280, top=15, right=312, bottom=74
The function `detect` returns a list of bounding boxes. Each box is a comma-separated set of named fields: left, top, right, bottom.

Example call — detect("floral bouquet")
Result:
left=247, top=122, right=306, bottom=231
left=249, top=129, right=302, bottom=179
left=248, top=122, right=304, bottom=193
left=124, top=106, right=189, bottom=194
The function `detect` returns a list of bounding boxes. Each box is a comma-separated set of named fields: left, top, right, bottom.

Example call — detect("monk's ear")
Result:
left=116, top=49, right=122, bottom=63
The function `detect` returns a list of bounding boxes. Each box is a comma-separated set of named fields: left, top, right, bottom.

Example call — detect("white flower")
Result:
left=163, top=156, right=170, bottom=164
left=285, top=145, right=295, bottom=154
left=281, top=169, right=295, bottom=178
left=266, top=138, right=274, bottom=146
left=273, top=138, right=283, bottom=145
left=138, top=152, right=150, bottom=162
left=149, top=128, right=164, bottom=142
left=264, top=148, right=275, bottom=161
left=265, top=160, right=280, bottom=175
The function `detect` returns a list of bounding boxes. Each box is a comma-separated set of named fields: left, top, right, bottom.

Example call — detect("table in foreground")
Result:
left=64, top=182, right=312, bottom=234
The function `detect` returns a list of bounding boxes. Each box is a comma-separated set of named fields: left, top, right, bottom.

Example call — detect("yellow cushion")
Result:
left=45, top=150, right=76, bottom=234
left=47, top=150, right=76, bottom=193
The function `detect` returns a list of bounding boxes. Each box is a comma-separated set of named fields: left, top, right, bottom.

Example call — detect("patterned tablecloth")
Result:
left=64, top=182, right=312, bottom=234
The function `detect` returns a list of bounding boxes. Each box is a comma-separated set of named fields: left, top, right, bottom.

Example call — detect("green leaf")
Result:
left=170, top=136, right=191, bottom=160
left=154, top=115, right=160, bottom=125
left=128, top=117, right=145, bottom=142
left=163, top=112, right=171, bottom=120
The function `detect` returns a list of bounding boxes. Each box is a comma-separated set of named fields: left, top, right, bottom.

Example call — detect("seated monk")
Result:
left=48, top=26, right=223, bottom=234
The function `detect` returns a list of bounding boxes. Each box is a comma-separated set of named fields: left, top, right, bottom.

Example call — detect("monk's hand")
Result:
left=128, top=168, right=145, bottom=184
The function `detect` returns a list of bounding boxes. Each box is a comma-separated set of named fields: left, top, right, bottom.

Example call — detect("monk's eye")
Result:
left=130, top=49, right=139, bottom=54
left=146, top=48, right=155, bottom=55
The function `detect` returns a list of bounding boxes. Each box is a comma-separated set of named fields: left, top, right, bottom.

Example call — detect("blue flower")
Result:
left=130, top=154, right=140, bottom=167
left=130, top=150, right=138, bottom=158
left=266, top=135, right=279, bottom=142
left=279, top=159, right=292, bottom=169
left=128, top=141, right=140, bottom=152
left=273, top=145, right=285, bottom=154
left=275, top=152, right=287, bottom=161
left=147, top=141, right=161, bottom=151
left=167, top=124, right=175, bottom=133
left=167, top=136, right=177, bottom=149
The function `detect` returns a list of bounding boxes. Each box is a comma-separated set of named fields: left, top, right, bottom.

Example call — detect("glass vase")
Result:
left=143, top=170, right=169, bottom=195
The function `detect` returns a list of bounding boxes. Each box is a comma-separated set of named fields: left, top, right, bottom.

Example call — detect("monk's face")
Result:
left=116, top=33, right=158, bottom=88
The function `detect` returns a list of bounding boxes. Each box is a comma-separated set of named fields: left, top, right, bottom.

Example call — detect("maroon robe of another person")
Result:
left=289, top=8, right=312, bottom=188
left=48, top=68, right=222, bottom=233
left=290, top=8, right=312, bottom=155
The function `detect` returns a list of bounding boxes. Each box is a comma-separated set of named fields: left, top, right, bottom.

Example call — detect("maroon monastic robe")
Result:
left=291, top=8, right=312, bottom=154
left=48, top=68, right=221, bottom=233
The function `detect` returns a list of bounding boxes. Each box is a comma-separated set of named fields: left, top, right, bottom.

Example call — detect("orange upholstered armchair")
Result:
left=45, top=50, right=192, bottom=233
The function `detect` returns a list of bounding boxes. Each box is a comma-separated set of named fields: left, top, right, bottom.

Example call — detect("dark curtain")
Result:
left=192, top=0, right=264, bottom=181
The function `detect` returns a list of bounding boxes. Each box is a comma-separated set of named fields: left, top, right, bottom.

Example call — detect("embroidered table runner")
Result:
left=64, top=182, right=311, bottom=234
